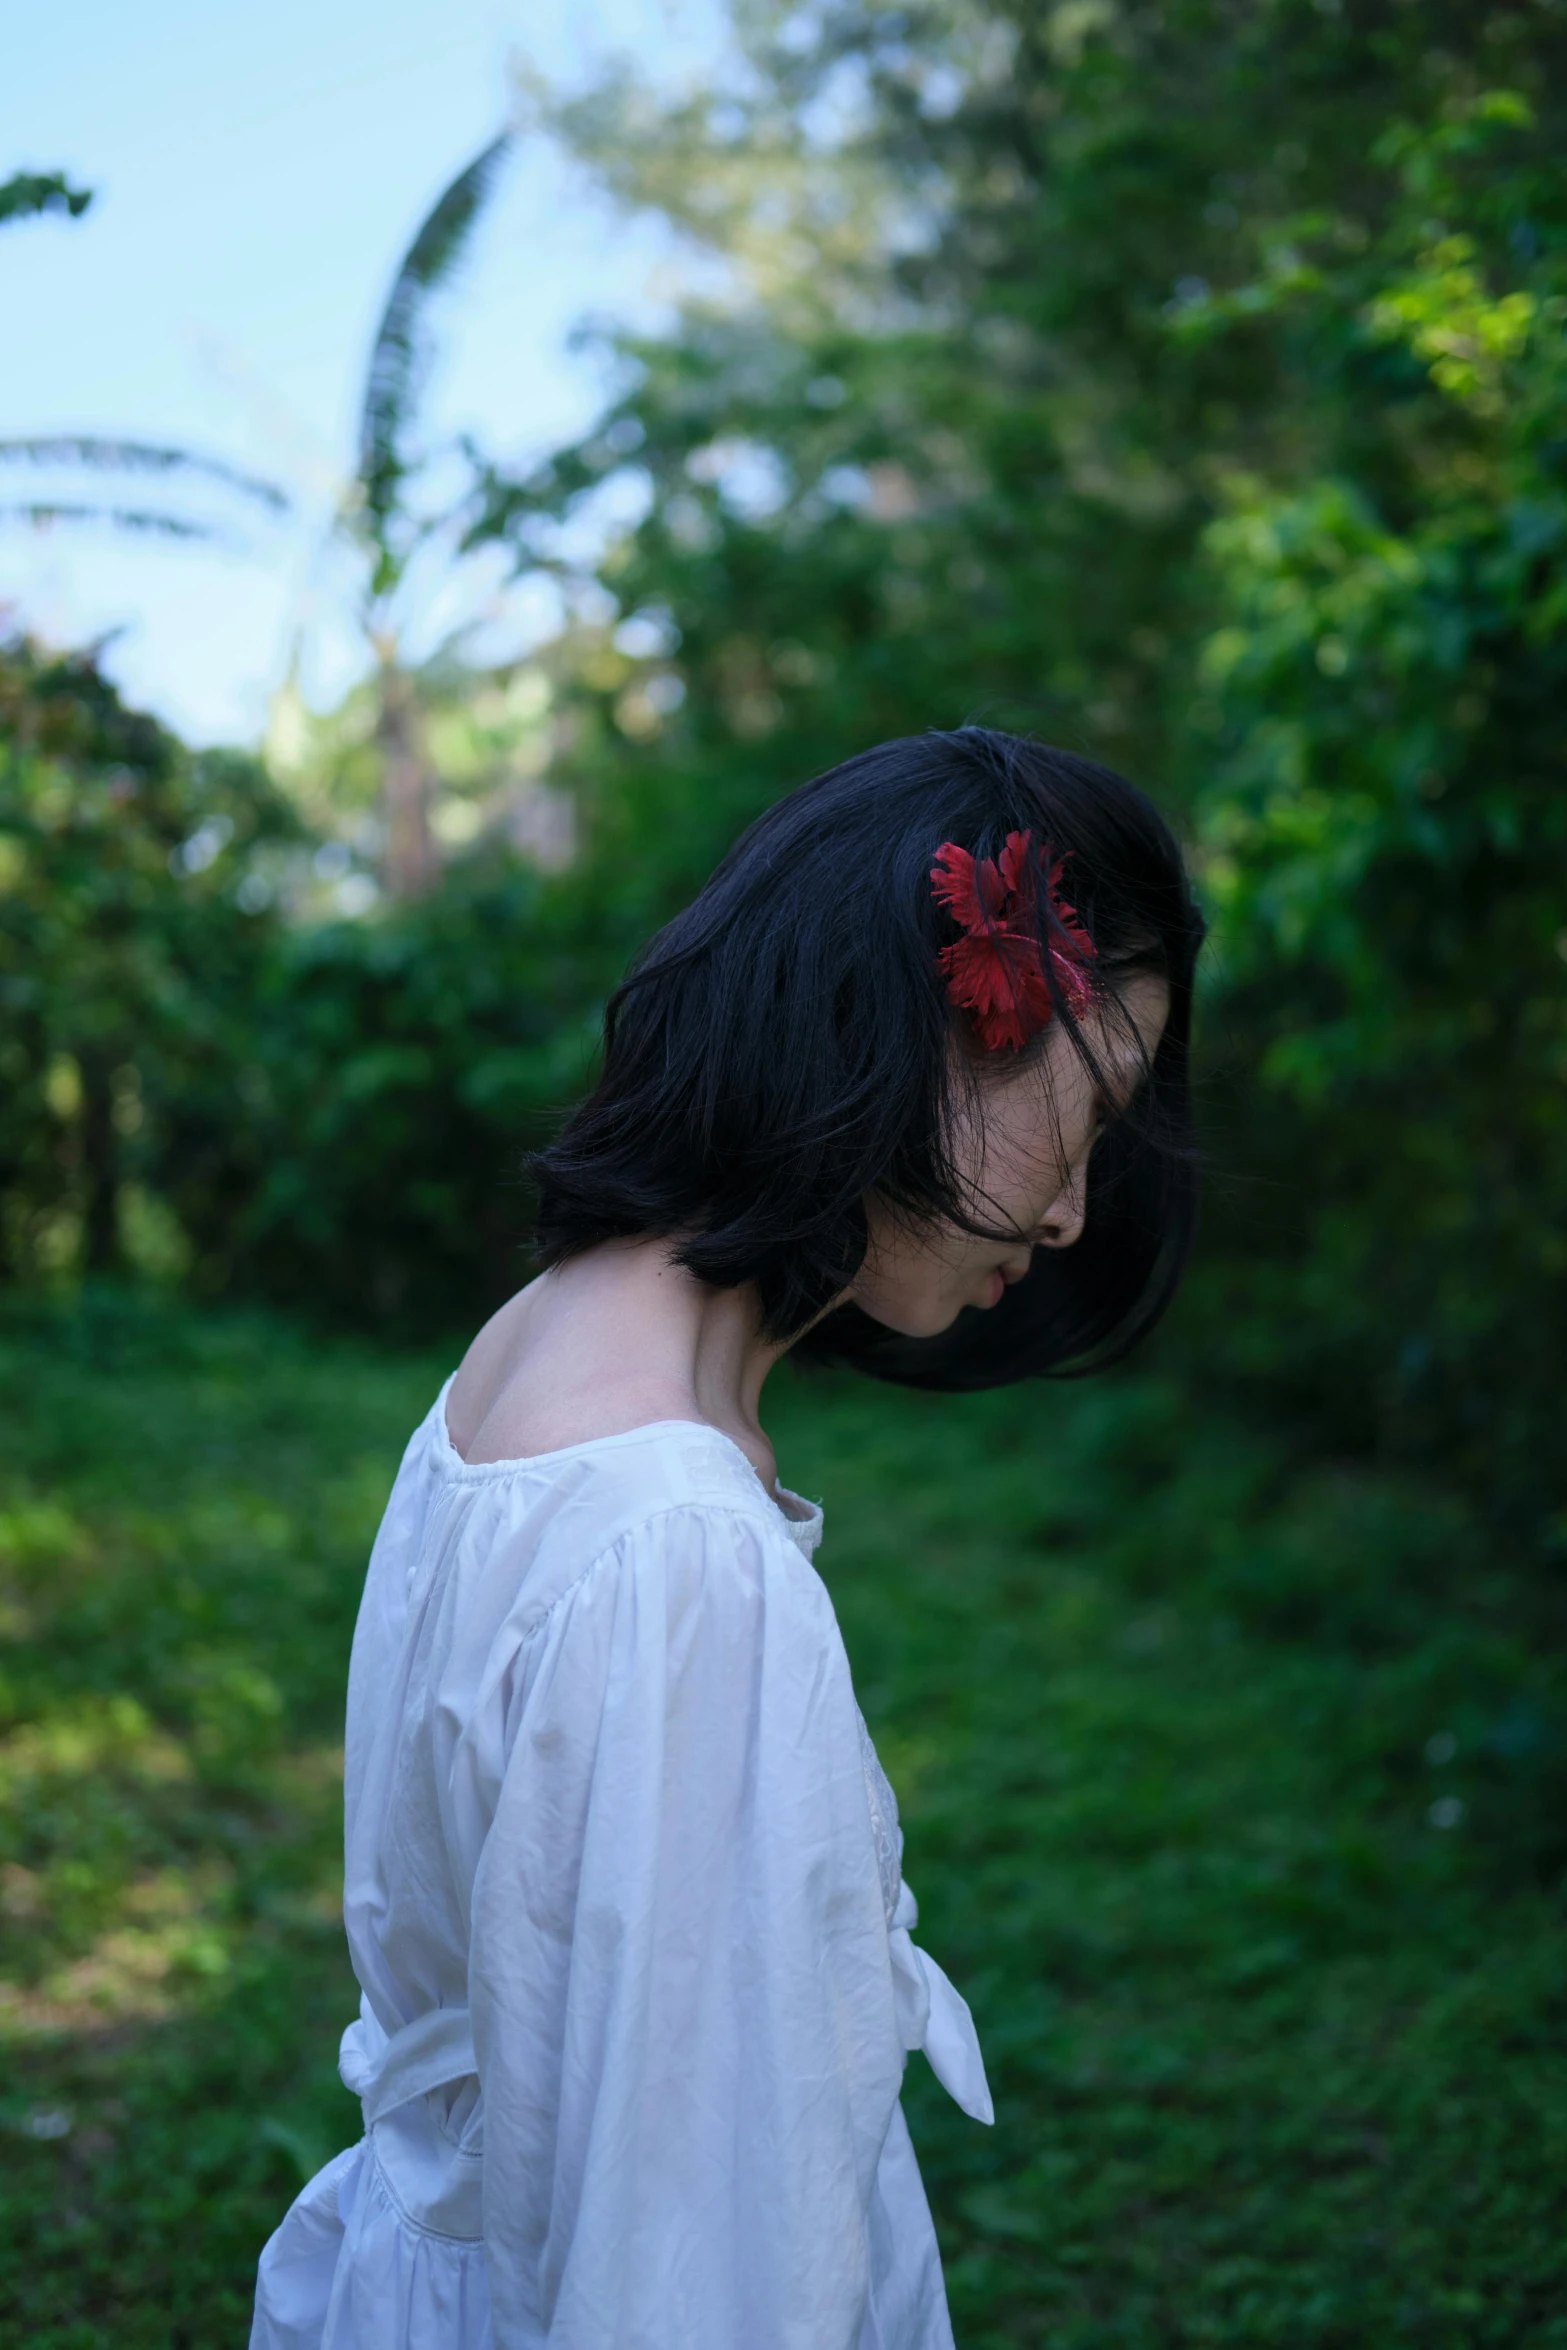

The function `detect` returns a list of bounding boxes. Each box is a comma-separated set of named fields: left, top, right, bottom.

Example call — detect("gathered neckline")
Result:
left=432, top=1375, right=821, bottom=1536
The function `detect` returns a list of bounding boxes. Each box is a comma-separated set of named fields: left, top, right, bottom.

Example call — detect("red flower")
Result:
left=930, top=830, right=1096, bottom=1052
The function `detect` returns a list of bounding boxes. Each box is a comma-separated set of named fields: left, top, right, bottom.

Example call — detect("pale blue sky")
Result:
left=0, top=0, right=730, bottom=741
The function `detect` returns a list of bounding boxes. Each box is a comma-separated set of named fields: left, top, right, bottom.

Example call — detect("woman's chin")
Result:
left=853, top=1287, right=970, bottom=1340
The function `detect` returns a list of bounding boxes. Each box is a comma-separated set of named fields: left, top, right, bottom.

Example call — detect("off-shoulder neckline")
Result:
left=431, top=1374, right=822, bottom=1537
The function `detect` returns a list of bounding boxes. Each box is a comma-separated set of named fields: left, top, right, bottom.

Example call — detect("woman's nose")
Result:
left=1036, top=1170, right=1088, bottom=1250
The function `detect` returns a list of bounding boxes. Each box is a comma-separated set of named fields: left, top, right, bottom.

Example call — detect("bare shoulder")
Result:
left=444, top=1277, right=697, bottom=1468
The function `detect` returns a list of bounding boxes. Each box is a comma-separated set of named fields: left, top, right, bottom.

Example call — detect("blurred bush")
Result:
left=464, top=1, right=1567, bottom=1531
left=212, top=856, right=606, bottom=1325
left=0, top=636, right=608, bottom=1323
left=3, top=0, right=1565, bottom=1538
left=0, top=640, right=293, bottom=1286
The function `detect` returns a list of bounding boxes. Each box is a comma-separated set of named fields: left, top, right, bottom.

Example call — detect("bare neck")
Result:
left=445, top=1240, right=792, bottom=1493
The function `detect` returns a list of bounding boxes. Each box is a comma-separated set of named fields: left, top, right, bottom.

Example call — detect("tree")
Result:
left=0, top=169, right=92, bottom=225
left=335, top=132, right=514, bottom=896
left=0, top=636, right=294, bottom=1279
left=0, top=167, right=289, bottom=547
left=451, top=0, right=1567, bottom=1526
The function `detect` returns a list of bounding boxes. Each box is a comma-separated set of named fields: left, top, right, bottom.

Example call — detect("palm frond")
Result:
left=358, top=133, right=511, bottom=553
left=0, top=171, right=92, bottom=226
left=0, top=437, right=287, bottom=513
left=0, top=501, right=226, bottom=543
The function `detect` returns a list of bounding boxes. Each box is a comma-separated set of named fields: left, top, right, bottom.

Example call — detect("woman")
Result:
left=250, top=727, right=1203, bottom=2350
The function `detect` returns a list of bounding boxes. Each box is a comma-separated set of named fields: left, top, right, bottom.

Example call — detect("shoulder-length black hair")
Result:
left=529, top=728, right=1205, bottom=1390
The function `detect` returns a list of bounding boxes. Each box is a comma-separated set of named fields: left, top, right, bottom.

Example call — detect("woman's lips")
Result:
left=984, top=1269, right=1005, bottom=1309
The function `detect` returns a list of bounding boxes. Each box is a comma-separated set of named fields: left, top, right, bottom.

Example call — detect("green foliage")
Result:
left=0, top=173, right=91, bottom=227
left=0, top=441, right=287, bottom=513
left=0, top=642, right=615, bottom=1327
left=454, top=0, right=1567, bottom=1528
left=357, top=133, right=511, bottom=594
left=0, top=169, right=287, bottom=544
left=265, top=651, right=565, bottom=859
left=0, top=1303, right=439, bottom=2349
left=0, top=439, right=290, bottom=544
left=3, top=1302, right=1564, bottom=2344
left=6, top=3, right=1567, bottom=1534
left=313, top=126, right=518, bottom=897
left=0, top=639, right=296, bottom=1283
left=6, top=28, right=1564, bottom=2338
left=220, top=856, right=606, bottom=1324
left=1181, top=88, right=1567, bottom=1514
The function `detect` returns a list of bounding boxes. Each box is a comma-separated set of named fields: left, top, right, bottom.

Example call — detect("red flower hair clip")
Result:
left=930, top=830, right=1097, bottom=1052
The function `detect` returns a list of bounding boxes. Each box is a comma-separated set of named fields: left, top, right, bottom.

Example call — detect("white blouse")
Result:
left=250, top=1383, right=991, bottom=2350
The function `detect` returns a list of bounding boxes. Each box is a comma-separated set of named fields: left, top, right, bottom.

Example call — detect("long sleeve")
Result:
left=466, top=1500, right=906, bottom=2350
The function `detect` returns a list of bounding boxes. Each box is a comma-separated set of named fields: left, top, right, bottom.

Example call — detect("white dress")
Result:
left=250, top=1383, right=992, bottom=2350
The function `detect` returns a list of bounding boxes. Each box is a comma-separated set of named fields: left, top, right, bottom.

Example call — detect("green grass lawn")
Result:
left=2, top=1296, right=1565, bottom=2347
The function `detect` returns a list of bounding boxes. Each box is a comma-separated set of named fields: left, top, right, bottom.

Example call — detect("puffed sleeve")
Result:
left=466, top=1501, right=906, bottom=2350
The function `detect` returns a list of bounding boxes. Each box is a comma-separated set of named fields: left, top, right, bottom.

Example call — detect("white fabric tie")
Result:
left=887, top=1882, right=994, bottom=2126
left=341, top=1891, right=994, bottom=2147
left=339, top=1995, right=477, bottom=2129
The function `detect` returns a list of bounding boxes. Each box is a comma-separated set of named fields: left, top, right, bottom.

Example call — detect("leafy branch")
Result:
left=0, top=170, right=92, bottom=226
left=0, top=438, right=289, bottom=515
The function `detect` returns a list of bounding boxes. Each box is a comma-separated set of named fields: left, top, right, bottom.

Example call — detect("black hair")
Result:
left=529, top=727, right=1205, bottom=1389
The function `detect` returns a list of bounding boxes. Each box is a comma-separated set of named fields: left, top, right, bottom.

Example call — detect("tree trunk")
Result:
left=79, top=1053, right=118, bottom=1274
left=378, top=664, right=437, bottom=899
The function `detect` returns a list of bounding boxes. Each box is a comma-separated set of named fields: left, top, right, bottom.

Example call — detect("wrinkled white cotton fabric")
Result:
left=250, top=1383, right=991, bottom=2350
